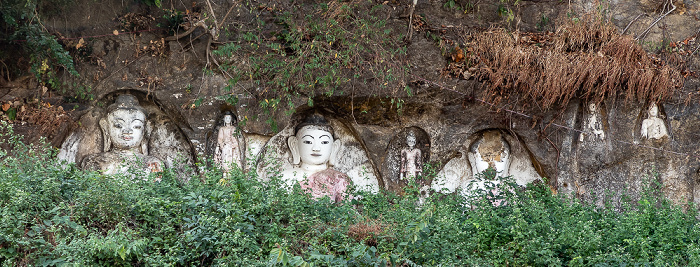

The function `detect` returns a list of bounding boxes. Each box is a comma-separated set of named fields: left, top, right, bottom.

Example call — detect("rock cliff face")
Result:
left=4, top=0, right=700, bottom=204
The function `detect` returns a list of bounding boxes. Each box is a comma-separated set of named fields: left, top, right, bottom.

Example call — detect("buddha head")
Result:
left=588, top=103, right=597, bottom=113
left=99, top=94, right=149, bottom=154
left=222, top=111, right=236, bottom=126
left=406, top=131, right=416, bottom=149
left=469, top=131, right=511, bottom=178
left=288, top=114, right=340, bottom=168
left=648, top=102, right=659, bottom=118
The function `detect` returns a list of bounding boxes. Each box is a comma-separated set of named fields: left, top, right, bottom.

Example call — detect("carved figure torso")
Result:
left=299, top=168, right=351, bottom=202
left=81, top=152, right=162, bottom=175
left=400, top=148, right=422, bottom=179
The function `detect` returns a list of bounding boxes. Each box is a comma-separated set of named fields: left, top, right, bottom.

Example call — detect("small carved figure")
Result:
left=400, top=131, right=422, bottom=180
left=580, top=103, right=605, bottom=142
left=215, top=112, right=244, bottom=173
left=81, top=94, right=163, bottom=175
left=282, top=114, right=350, bottom=202
left=641, top=102, right=668, bottom=140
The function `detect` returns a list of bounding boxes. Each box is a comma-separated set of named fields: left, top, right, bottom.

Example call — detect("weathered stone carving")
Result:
left=80, top=94, right=163, bottom=175
left=382, top=127, right=431, bottom=193
left=281, top=114, right=350, bottom=201
left=641, top=102, right=668, bottom=140
left=432, top=130, right=542, bottom=195
left=468, top=131, right=511, bottom=178
left=580, top=103, right=605, bottom=141
left=400, top=131, right=423, bottom=180
left=214, top=111, right=244, bottom=173
left=58, top=91, right=195, bottom=180
left=257, top=112, right=380, bottom=194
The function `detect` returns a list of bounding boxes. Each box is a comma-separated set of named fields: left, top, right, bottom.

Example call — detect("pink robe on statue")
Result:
left=299, top=169, right=351, bottom=202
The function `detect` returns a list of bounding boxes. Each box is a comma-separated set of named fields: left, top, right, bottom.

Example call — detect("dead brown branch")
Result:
left=461, top=12, right=684, bottom=110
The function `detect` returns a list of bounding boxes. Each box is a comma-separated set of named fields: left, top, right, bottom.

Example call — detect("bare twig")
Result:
left=164, top=20, right=207, bottom=41
left=622, top=13, right=644, bottom=35
left=635, top=0, right=676, bottom=41
left=204, top=0, right=219, bottom=40
left=218, top=2, right=238, bottom=30
left=406, top=0, right=417, bottom=41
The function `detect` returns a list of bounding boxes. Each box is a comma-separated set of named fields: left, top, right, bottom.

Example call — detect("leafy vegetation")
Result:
left=213, top=2, right=409, bottom=117
left=1, top=0, right=79, bottom=90
left=1, top=122, right=700, bottom=266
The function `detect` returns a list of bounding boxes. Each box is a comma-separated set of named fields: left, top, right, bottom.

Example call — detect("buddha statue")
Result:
left=641, top=102, right=668, bottom=140
left=215, top=111, right=244, bottom=173
left=580, top=103, right=605, bottom=142
left=81, top=94, right=163, bottom=175
left=468, top=131, right=511, bottom=178
left=466, top=131, right=512, bottom=206
left=400, top=131, right=423, bottom=180
left=282, top=114, right=350, bottom=202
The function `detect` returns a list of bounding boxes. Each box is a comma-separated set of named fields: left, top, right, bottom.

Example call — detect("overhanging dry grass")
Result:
left=468, top=13, right=684, bottom=109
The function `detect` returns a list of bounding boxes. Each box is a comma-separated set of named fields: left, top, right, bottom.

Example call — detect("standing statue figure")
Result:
left=400, top=131, right=422, bottom=180
left=282, top=114, right=350, bottom=202
left=81, top=94, right=163, bottom=175
left=641, top=102, right=668, bottom=140
left=580, top=103, right=605, bottom=142
left=215, top=112, right=244, bottom=173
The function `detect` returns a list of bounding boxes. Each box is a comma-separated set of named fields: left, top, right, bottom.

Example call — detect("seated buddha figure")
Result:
left=281, top=114, right=351, bottom=202
left=81, top=94, right=163, bottom=176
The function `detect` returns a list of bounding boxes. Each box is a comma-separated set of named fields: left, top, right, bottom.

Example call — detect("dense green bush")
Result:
left=2, top=121, right=700, bottom=266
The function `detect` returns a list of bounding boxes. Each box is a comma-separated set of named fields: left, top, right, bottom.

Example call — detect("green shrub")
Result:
left=1, top=121, right=700, bottom=266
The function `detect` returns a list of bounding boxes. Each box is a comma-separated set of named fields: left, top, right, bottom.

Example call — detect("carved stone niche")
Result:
left=57, top=90, right=195, bottom=179
left=256, top=111, right=381, bottom=194
left=431, top=129, right=544, bottom=195
left=382, top=127, right=431, bottom=193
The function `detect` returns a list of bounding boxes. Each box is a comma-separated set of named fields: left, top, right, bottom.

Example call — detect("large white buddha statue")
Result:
left=281, top=114, right=350, bottom=202
left=81, top=94, right=163, bottom=175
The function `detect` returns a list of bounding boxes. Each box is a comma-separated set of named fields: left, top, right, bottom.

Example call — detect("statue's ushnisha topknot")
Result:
left=107, top=94, right=146, bottom=115
left=294, top=113, right=334, bottom=137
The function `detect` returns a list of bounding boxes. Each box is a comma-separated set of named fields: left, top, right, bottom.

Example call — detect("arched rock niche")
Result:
left=382, top=127, right=431, bottom=193
left=58, top=90, right=195, bottom=178
left=432, top=129, right=544, bottom=194
left=256, top=110, right=381, bottom=193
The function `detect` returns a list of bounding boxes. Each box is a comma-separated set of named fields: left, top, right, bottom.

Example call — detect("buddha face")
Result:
left=473, top=149, right=510, bottom=176
left=649, top=103, right=658, bottom=117
left=407, top=134, right=416, bottom=148
left=295, top=126, right=334, bottom=166
left=223, top=114, right=233, bottom=125
left=107, top=108, right=146, bottom=150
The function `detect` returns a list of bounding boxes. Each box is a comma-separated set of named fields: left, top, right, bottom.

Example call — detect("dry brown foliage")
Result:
left=346, top=218, right=388, bottom=247
left=462, top=12, right=684, bottom=109
left=16, top=101, right=73, bottom=138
